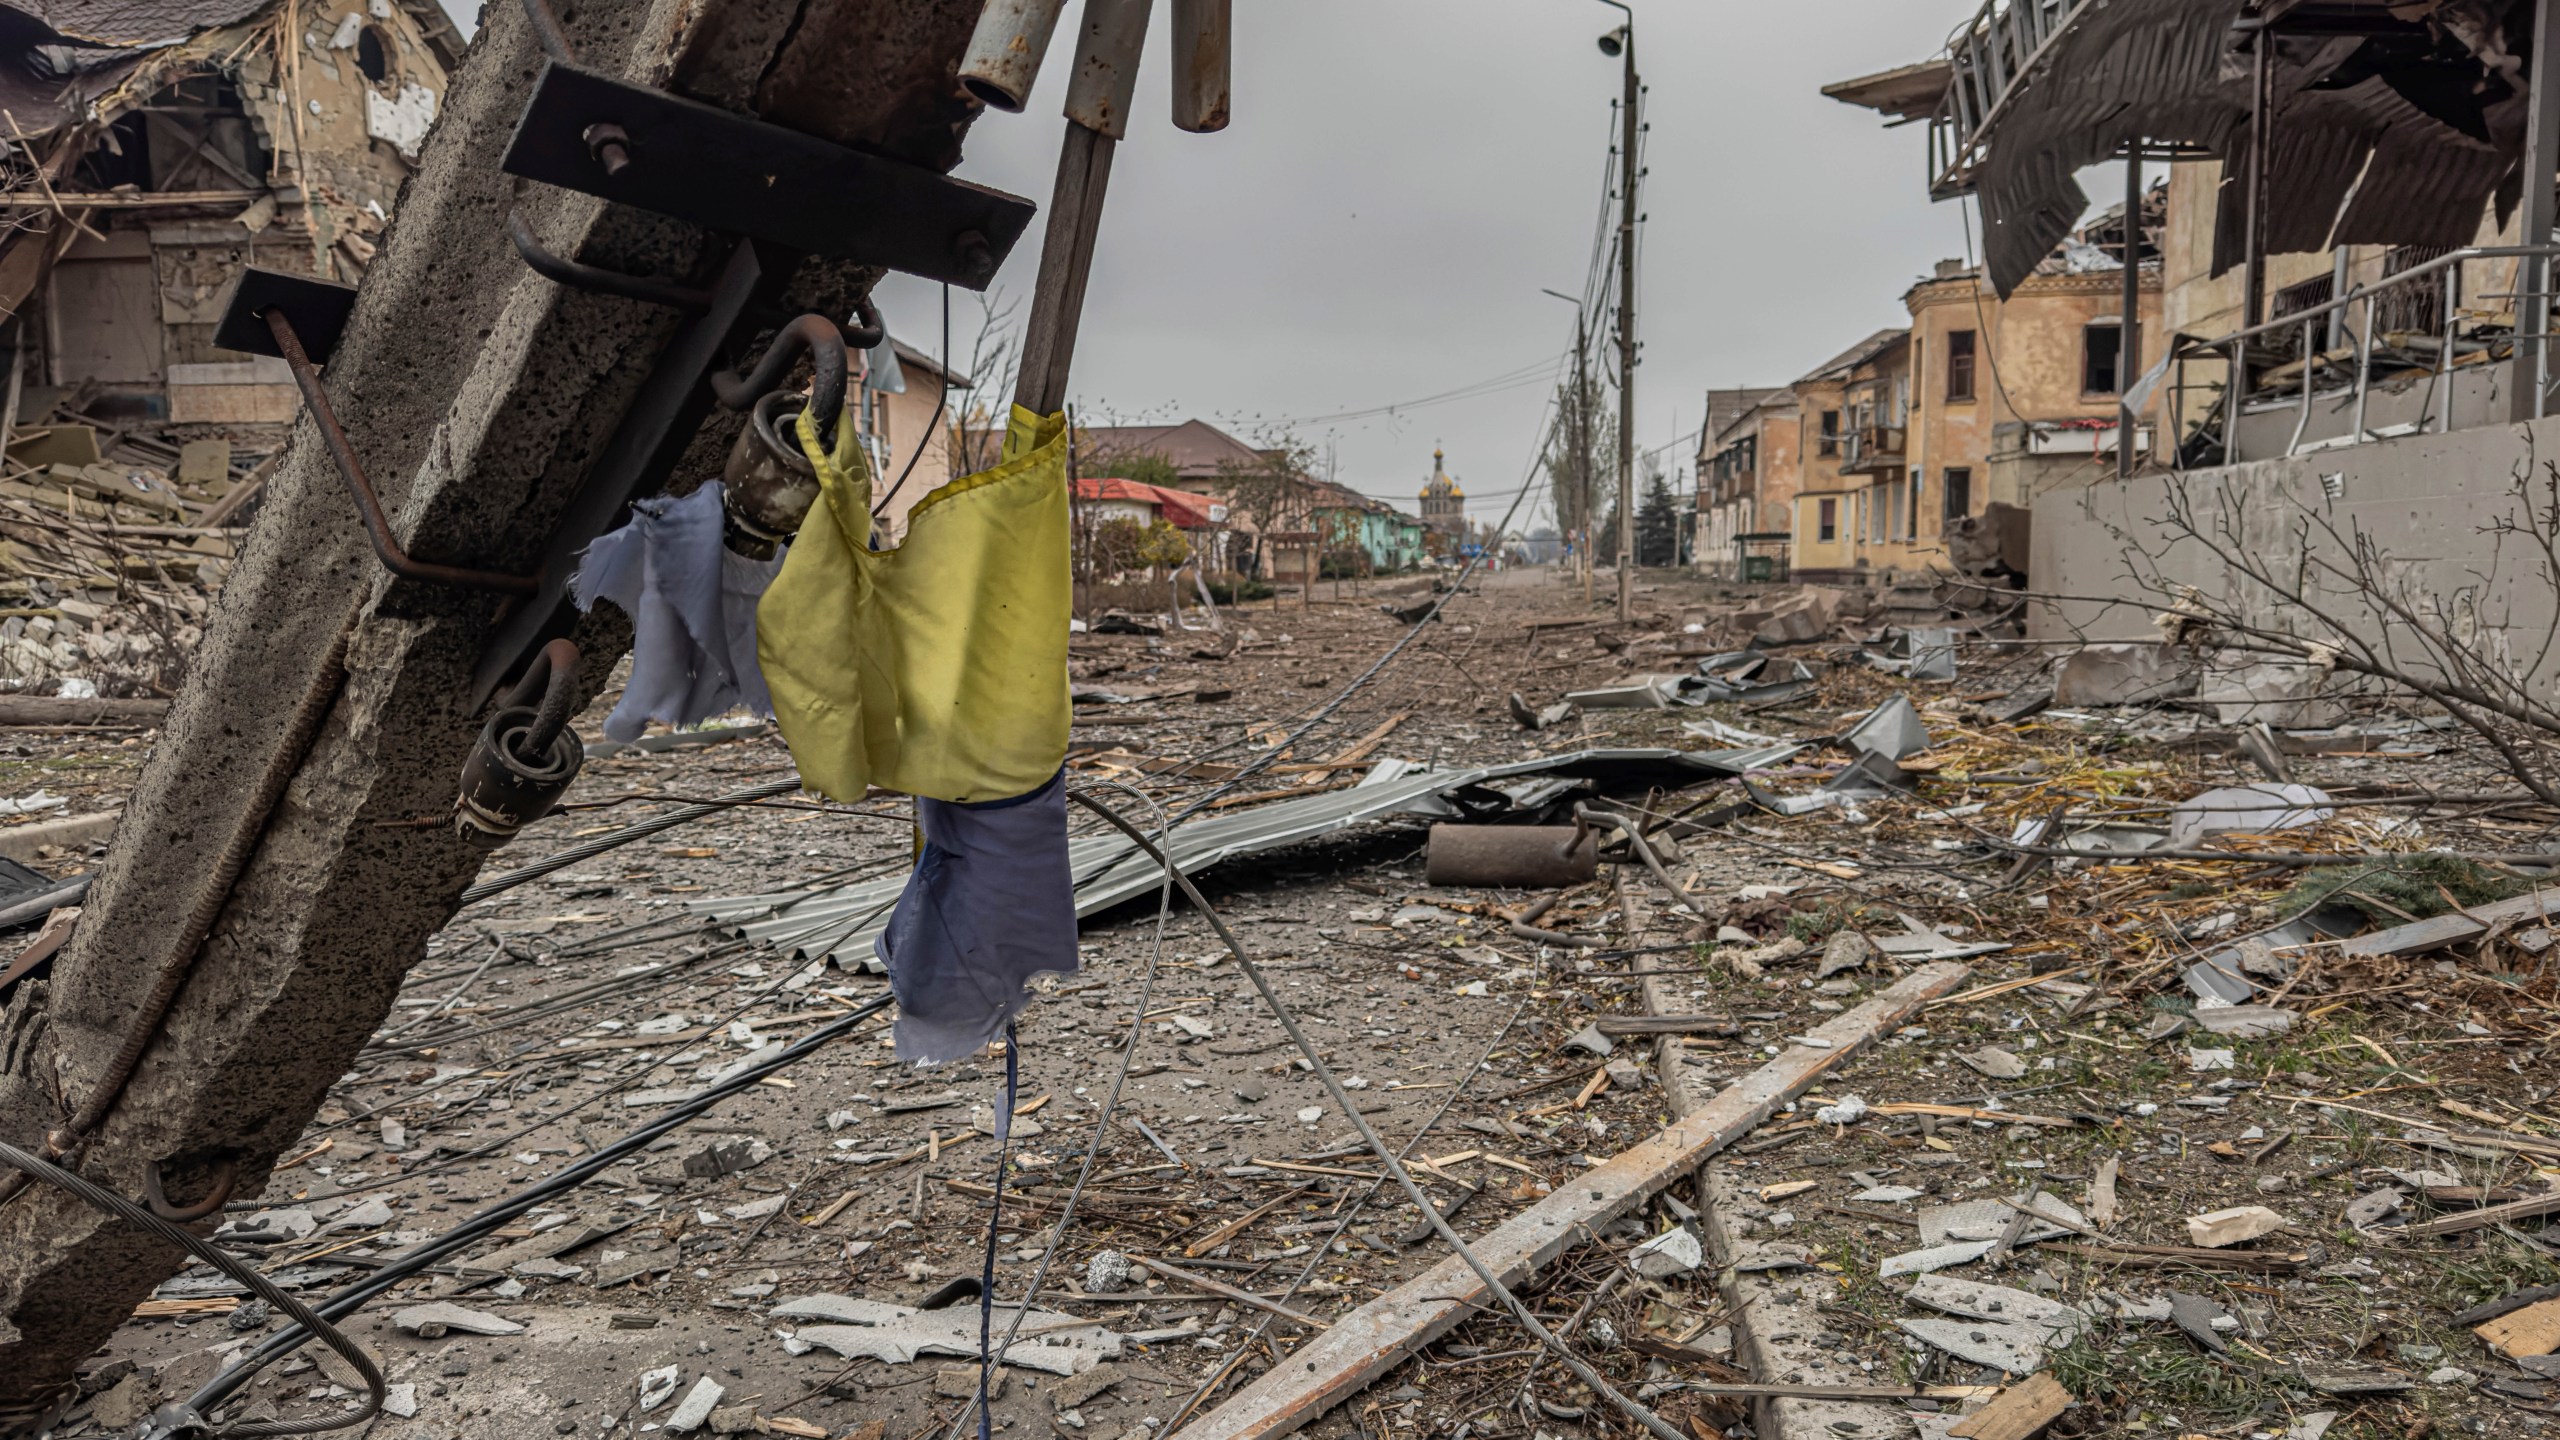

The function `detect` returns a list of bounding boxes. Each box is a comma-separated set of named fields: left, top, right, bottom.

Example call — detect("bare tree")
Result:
left=946, top=287, right=1022, bottom=475
left=2065, top=451, right=2560, bottom=802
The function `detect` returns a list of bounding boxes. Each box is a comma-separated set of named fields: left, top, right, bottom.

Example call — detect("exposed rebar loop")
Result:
left=505, top=207, right=711, bottom=312
left=500, top=638, right=581, bottom=761
left=709, top=305, right=883, bottom=447
left=0, top=1139, right=385, bottom=1439
left=264, top=310, right=538, bottom=597
left=143, top=1156, right=238, bottom=1223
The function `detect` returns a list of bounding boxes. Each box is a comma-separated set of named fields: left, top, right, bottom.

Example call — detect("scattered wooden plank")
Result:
left=2338, top=888, right=2560, bottom=959
left=0, top=696, right=169, bottom=726
left=1184, top=1188, right=1307, bottom=1259
left=2476, top=1298, right=2560, bottom=1359
left=2455, top=1284, right=2560, bottom=1328
left=2399, top=1187, right=2560, bottom=1238
left=1134, top=1257, right=1329, bottom=1330
left=1176, top=961, right=1971, bottom=1440
left=1594, top=1015, right=1739, bottom=1037
left=2041, top=1241, right=2306, bottom=1273
left=1948, top=1373, right=2072, bottom=1440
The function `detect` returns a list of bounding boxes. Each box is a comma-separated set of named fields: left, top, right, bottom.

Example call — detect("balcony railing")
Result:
left=1839, top=424, right=1907, bottom=474
left=2163, top=243, right=2560, bottom=467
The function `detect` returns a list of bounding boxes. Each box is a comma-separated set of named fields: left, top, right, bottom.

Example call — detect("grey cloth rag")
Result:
left=874, top=770, right=1078, bottom=1065
left=572, top=481, right=784, bottom=742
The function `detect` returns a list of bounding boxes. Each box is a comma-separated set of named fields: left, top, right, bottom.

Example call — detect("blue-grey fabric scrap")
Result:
left=572, top=481, right=783, bottom=742
left=875, top=770, right=1078, bottom=1064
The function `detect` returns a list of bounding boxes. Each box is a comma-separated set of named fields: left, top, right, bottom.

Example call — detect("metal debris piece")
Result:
left=1841, top=695, right=1929, bottom=760
left=392, top=1302, right=523, bottom=1338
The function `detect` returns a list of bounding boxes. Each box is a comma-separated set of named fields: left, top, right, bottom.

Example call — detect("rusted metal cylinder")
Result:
left=1064, top=0, right=1153, bottom=138
left=1169, top=0, right=1229, bottom=133
left=1425, top=825, right=1599, bottom=888
left=960, top=0, right=1071, bottom=113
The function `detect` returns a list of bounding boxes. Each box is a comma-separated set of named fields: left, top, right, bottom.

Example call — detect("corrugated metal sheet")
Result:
left=689, top=746, right=1797, bottom=970
left=1951, top=0, right=2530, bottom=297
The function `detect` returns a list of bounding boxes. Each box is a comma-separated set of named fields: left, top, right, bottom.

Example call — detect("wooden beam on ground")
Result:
left=2336, top=888, right=2560, bottom=959
left=1174, top=962, right=1969, bottom=1440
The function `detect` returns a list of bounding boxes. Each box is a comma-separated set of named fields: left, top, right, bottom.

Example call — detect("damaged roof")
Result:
left=1838, top=0, right=2535, bottom=296
left=1, top=0, right=264, bottom=47
left=1797, top=327, right=1910, bottom=385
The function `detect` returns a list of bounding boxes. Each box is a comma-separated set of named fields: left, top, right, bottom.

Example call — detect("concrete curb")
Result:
left=0, top=809, right=120, bottom=863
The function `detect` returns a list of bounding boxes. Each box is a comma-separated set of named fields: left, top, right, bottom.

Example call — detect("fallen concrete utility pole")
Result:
left=1173, top=961, right=1969, bottom=1440
left=0, top=0, right=1010, bottom=1418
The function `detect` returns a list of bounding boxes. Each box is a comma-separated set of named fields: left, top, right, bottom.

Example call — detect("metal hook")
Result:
left=709, top=307, right=880, bottom=447
left=143, top=1157, right=237, bottom=1223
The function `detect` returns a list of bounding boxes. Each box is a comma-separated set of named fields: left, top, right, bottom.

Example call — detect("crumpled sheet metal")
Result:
left=1952, top=0, right=2528, bottom=295
left=692, top=747, right=1780, bottom=970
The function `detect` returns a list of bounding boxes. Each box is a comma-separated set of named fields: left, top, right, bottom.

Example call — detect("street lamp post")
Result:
left=1596, top=2, right=1638, bottom=621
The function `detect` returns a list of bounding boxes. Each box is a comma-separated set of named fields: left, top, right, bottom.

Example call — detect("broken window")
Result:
left=1817, top=409, right=1840, bottom=458
left=1817, top=497, right=1838, bottom=542
left=357, top=25, right=392, bottom=84
left=1943, top=466, right=1972, bottom=520
left=2083, top=320, right=2122, bottom=395
left=1945, top=330, right=1976, bottom=401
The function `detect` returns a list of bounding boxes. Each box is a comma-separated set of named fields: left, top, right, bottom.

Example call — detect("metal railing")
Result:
left=1929, top=0, right=2084, bottom=197
left=2165, top=243, right=2560, bottom=467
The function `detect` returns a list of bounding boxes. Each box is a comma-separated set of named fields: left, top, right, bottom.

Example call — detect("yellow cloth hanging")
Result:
left=756, top=404, right=1071, bottom=804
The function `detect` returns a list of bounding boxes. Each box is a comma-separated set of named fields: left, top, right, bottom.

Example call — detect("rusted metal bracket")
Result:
left=215, top=268, right=540, bottom=597
left=266, top=309, right=542, bottom=598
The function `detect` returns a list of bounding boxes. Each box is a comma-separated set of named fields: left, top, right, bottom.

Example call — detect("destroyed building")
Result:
left=1827, top=0, right=2560, bottom=645
left=0, top=0, right=464, bottom=422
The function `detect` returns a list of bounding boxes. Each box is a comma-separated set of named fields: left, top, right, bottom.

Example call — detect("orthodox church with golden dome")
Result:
left=1419, top=447, right=1466, bottom=539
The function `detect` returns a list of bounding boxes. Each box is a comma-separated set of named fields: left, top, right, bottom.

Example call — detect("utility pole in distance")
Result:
left=1541, top=286, right=1593, bottom=603
left=1598, top=1, right=1638, bottom=620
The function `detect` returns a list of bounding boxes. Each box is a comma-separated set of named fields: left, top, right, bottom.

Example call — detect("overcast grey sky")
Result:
left=454, top=2, right=2002, bottom=529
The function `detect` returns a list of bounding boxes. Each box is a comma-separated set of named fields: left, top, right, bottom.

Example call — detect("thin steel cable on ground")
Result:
left=1066, top=791, right=1687, bottom=1440
left=1166, top=999, right=1527, bottom=1432
left=458, top=775, right=810, bottom=904
left=0, top=1138, right=384, bottom=1438
left=192, top=996, right=895, bottom=1419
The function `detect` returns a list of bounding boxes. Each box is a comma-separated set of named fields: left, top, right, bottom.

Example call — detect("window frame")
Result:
left=1945, top=330, right=1977, bottom=403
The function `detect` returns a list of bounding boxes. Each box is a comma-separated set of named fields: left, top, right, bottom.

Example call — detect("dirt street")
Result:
left=10, top=564, right=2559, bottom=1440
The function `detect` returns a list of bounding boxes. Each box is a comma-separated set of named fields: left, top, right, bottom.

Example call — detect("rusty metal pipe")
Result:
left=1063, top=0, right=1152, bottom=139
left=1425, top=824, right=1598, bottom=889
left=1169, top=0, right=1229, bottom=133
left=960, top=0, right=1071, bottom=112
left=265, top=310, right=540, bottom=596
